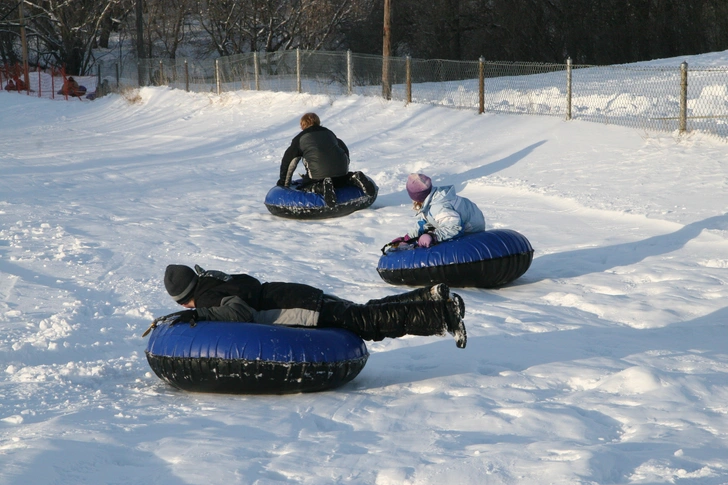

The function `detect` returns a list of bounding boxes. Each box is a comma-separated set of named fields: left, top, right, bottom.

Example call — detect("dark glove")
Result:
left=276, top=179, right=286, bottom=187
left=142, top=310, right=198, bottom=337
left=162, top=310, right=198, bottom=325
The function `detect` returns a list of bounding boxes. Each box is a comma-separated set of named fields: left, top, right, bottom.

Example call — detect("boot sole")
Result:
left=451, top=293, right=466, bottom=348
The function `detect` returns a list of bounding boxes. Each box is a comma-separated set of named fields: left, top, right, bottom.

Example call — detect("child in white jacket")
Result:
left=396, top=173, right=486, bottom=248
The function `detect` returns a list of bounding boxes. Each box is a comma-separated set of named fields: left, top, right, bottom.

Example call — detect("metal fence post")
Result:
left=406, top=56, right=411, bottom=105
left=679, top=61, right=688, bottom=133
left=115, top=62, right=119, bottom=89
left=479, top=56, right=485, bottom=114
left=347, top=49, right=353, bottom=95
left=215, top=58, right=220, bottom=94
left=296, top=48, right=302, bottom=93
left=184, top=60, right=189, bottom=92
left=566, top=57, right=572, bottom=121
left=254, top=52, right=260, bottom=91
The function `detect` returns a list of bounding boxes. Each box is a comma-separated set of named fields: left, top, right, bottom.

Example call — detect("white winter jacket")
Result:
left=407, top=185, right=486, bottom=242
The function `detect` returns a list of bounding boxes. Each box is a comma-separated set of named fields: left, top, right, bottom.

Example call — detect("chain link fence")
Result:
left=98, top=50, right=728, bottom=139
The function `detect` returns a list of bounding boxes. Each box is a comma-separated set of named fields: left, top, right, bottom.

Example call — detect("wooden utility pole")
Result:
left=18, top=0, right=30, bottom=93
left=136, top=0, right=145, bottom=86
left=382, top=0, right=391, bottom=99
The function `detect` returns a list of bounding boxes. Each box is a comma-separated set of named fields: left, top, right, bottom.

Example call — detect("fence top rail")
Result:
left=572, top=65, right=680, bottom=73
left=574, top=63, right=728, bottom=72
left=482, top=60, right=566, bottom=68
left=128, top=50, right=728, bottom=73
left=680, top=66, right=728, bottom=72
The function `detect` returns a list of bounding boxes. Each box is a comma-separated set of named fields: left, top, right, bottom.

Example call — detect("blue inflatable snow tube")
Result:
left=264, top=178, right=377, bottom=219
left=145, top=321, right=369, bottom=394
left=377, top=229, right=534, bottom=288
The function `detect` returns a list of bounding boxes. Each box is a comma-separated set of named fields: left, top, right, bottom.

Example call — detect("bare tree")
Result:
left=194, top=0, right=245, bottom=56
left=193, top=0, right=373, bottom=55
left=145, top=0, right=194, bottom=58
left=22, top=0, right=120, bottom=74
left=295, top=0, right=374, bottom=51
left=0, top=0, right=23, bottom=65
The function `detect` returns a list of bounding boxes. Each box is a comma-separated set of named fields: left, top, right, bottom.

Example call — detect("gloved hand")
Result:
left=142, top=310, right=198, bottom=337
left=161, top=310, right=198, bottom=325
left=418, top=233, right=436, bottom=248
left=276, top=179, right=286, bottom=187
left=381, top=235, right=415, bottom=255
left=390, top=235, right=411, bottom=244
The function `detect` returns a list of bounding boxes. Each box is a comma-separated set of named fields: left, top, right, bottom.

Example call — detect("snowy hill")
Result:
left=1, top=51, right=728, bottom=484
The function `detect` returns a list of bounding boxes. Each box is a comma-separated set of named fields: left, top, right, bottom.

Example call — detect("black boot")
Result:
left=319, top=296, right=462, bottom=345
left=366, top=284, right=450, bottom=305
left=309, top=178, right=337, bottom=206
left=322, top=178, right=336, bottom=206
left=350, top=171, right=378, bottom=197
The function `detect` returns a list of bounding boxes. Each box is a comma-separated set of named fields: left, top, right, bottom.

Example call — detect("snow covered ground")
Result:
left=1, top=50, right=727, bottom=485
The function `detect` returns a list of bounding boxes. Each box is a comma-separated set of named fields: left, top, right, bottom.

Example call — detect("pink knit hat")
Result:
left=406, top=173, right=432, bottom=202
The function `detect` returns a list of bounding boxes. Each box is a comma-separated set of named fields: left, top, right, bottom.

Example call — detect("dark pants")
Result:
left=298, top=173, right=351, bottom=192
left=318, top=294, right=450, bottom=341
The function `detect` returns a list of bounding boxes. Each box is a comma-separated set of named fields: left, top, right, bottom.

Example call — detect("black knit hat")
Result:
left=164, top=264, right=198, bottom=303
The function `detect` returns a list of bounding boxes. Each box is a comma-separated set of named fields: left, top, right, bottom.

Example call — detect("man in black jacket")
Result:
left=277, top=113, right=376, bottom=206
left=151, top=264, right=467, bottom=348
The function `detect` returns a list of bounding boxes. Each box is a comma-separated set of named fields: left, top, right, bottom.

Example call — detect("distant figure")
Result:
left=277, top=112, right=375, bottom=206
left=390, top=173, right=486, bottom=248
left=4, top=78, right=26, bottom=91
left=60, top=77, right=86, bottom=97
left=86, top=79, right=109, bottom=100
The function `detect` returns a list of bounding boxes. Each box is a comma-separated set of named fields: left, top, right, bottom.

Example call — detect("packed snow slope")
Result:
left=1, top=58, right=728, bottom=484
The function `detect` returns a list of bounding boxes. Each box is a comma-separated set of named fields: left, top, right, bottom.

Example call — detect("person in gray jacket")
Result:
left=148, top=264, right=467, bottom=348
left=390, top=173, right=486, bottom=249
